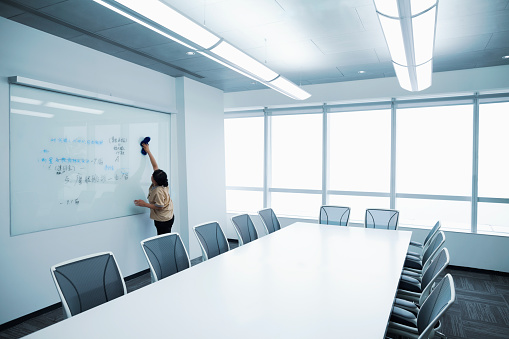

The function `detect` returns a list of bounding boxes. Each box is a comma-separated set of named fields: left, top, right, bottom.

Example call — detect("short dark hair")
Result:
left=152, top=169, right=168, bottom=187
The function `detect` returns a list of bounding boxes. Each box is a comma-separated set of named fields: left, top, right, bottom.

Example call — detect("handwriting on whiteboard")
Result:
left=40, top=136, right=130, bottom=197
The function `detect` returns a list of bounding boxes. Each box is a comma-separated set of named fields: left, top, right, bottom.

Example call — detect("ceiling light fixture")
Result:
left=374, top=0, right=438, bottom=92
left=186, top=51, right=195, bottom=55
left=358, top=70, right=366, bottom=74
left=503, top=55, right=509, bottom=59
left=93, top=0, right=311, bottom=100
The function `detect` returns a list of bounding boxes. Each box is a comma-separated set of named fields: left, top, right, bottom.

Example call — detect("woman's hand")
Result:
left=141, top=143, right=150, bottom=154
left=134, top=199, right=147, bottom=207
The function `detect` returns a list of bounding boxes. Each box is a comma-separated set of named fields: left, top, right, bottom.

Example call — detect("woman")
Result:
left=134, top=143, right=174, bottom=235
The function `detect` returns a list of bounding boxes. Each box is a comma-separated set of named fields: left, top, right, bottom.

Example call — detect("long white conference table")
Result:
left=26, top=222, right=411, bottom=339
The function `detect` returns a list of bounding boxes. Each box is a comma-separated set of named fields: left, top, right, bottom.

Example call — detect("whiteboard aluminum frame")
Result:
left=8, top=76, right=174, bottom=114
left=8, top=79, right=172, bottom=236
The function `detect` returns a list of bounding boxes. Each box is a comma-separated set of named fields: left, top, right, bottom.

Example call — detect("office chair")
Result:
left=319, top=205, right=350, bottom=226
left=408, top=221, right=441, bottom=257
left=387, top=274, right=456, bottom=339
left=141, top=232, right=191, bottom=283
left=231, top=214, right=258, bottom=246
left=365, top=208, right=399, bottom=230
left=257, top=208, right=281, bottom=234
left=404, top=231, right=445, bottom=272
left=395, top=248, right=450, bottom=314
left=193, top=221, right=229, bottom=261
left=51, top=252, right=126, bottom=318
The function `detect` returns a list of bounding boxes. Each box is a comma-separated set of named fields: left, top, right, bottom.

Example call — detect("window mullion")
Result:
left=390, top=98, right=397, bottom=210
left=322, top=103, right=328, bottom=207
left=264, top=107, right=271, bottom=208
left=472, top=93, right=480, bottom=233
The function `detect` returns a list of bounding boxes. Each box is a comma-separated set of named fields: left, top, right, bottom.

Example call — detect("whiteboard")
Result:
left=9, top=84, right=171, bottom=236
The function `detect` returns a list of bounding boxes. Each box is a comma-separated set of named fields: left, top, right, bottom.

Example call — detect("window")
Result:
left=477, top=101, right=509, bottom=234
left=329, top=109, right=391, bottom=193
left=225, top=96, right=509, bottom=236
left=328, top=195, right=390, bottom=224
left=478, top=102, right=509, bottom=198
left=271, top=192, right=322, bottom=219
left=396, top=104, right=473, bottom=231
left=224, top=116, right=264, bottom=213
left=271, top=114, right=322, bottom=190
left=270, top=113, right=322, bottom=218
left=226, top=190, right=263, bottom=214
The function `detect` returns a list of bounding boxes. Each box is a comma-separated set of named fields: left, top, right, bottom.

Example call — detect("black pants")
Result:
left=154, top=215, right=174, bottom=235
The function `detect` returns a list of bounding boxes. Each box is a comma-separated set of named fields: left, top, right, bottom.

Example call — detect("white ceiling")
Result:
left=1, top=0, right=509, bottom=93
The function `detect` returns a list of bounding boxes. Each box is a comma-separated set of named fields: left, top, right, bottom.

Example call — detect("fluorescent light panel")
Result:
left=415, top=60, right=432, bottom=91
left=46, top=102, right=104, bottom=114
left=392, top=63, right=412, bottom=91
left=375, top=0, right=438, bottom=92
left=210, top=42, right=278, bottom=82
left=412, top=7, right=436, bottom=65
left=198, top=52, right=262, bottom=83
left=267, top=77, right=311, bottom=101
left=94, top=0, right=310, bottom=100
left=378, top=14, right=407, bottom=66
left=11, top=108, right=53, bottom=118
left=411, top=0, right=437, bottom=15
left=10, top=96, right=43, bottom=105
left=93, top=0, right=196, bottom=49
left=374, top=0, right=399, bottom=17
left=111, top=0, right=219, bottom=49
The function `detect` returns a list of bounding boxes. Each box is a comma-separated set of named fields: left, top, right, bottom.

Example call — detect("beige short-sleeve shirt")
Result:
left=147, top=184, right=173, bottom=221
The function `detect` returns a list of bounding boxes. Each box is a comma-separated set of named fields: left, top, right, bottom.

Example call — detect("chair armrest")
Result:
left=386, top=321, right=419, bottom=339
left=387, top=324, right=419, bottom=334
left=409, top=240, right=423, bottom=248
left=394, top=298, right=419, bottom=314
left=398, top=275, right=422, bottom=293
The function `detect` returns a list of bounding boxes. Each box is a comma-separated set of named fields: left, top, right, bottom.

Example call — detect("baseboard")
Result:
left=0, top=302, right=61, bottom=331
left=448, top=265, right=509, bottom=276
left=124, top=268, right=150, bottom=281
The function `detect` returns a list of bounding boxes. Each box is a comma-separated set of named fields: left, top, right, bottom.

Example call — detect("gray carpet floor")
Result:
left=439, top=268, right=509, bottom=339
left=1, top=243, right=508, bottom=339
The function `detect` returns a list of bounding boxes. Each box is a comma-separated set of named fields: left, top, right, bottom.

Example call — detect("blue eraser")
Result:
left=140, top=137, right=151, bottom=155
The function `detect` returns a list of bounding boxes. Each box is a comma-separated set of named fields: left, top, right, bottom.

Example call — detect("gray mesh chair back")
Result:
left=193, top=221, right=229, bottom=261
left=141, top=233, right=190, bottom=283
left=421, top=231, right=446, bottom=270
left=258, top=208, right=281, bottom=234
left=423, top=221, right=441, bottom=248
left=231, top=214, right=258, bottom=246
left=365, top=208, right=399, bottom=230
left=419, top=248, right=450, bottom=302
left=319, top=205, right=350, bottom=226
left=50, top=252, right=126, bottom=318
left=417, top=274, right=456, bottom=339
left=409, top=221, right=441, bottom=256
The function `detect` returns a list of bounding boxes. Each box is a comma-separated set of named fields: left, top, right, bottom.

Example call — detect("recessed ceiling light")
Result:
left=503, top=55, right=509, bottom=59
left=186, top=51, right=195, bottom=55
left=358, top=70, right=366, bottom=74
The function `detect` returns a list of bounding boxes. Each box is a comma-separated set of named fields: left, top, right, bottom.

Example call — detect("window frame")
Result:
left=224, top=92, right=509, bottom=236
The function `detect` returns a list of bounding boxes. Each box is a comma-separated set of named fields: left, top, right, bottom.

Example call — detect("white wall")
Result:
left=175, top=77, right=227, bottom=259
left=224, top=65, right=509, bottom=109
left=0, top=17, right=178, bottom=325
left=224, top=66, right=509, bottom=273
